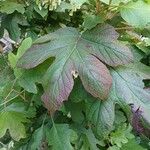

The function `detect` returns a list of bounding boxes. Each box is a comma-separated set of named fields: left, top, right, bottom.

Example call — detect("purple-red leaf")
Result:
left=17, top=25, right=133, bottom=112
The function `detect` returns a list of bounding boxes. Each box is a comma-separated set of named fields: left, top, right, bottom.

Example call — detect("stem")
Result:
left=0, top=141, right=6, bottom=147
left=109, top=0, right=112, bottom=6
left=115, top=26, right=135, bottom=30
left=96, top=0, right=101, bottom=14
left=13, top=89, right=26, bottom=101
left=0, top=90, right=25, bottom=107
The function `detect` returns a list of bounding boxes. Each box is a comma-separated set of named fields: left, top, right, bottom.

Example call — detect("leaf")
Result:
left=69, top=79, right=115, bottom=136
left=65, top=101, right=85, bottom=123
left=69, top=79, right=88, bottom=103
left=34, top=6, right=48, bottom=18
left=46, top=124, right=74, bottom=150
left=120, top=1, right=150, bottom=27
left=28, top=125, right=46, bottom=150
left=100, top=0, right=131, bottom=5
left=86, top=97, right=115, bottom=138
left=9, top=38, right=51, bottom=93
left=56, top=1, right=72, bottom=12
left=0, top=56, right=14, bottom=89
left=114, top=110, right=127, bottom=126
left=120, top=139, right=146, bottom=150
left=69, top=0, right=87, bottom=15
left=81, top=129, right=99, bottom=150
left=0, top=103, right=29, bottom=141
left=110, top=124, right=134, bottom=148
left=18, top=24, right=133, bottom=112
left=108, top=145, right=120, bottom=150
left=18, top=61, right=51, bottom=94
left=129, top=45, right=144, bottom=62
left=8, top=37, right=32, bottom=77
left=83, top=14, right=103, bottom=30
left=127, top=62, right=150, bottom=79
left=0, top=1, right=25, bottom=14
left=110, top=66, right=150, bottom=124
left=1, top=13, right=28, bottom=41
left=1, top=14, right=21, bottom=41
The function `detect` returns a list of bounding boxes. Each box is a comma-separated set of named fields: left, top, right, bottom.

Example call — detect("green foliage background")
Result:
left=0, top=0, right=150, bottom=149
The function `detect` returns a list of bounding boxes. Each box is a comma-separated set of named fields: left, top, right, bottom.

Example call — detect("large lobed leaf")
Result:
left=17, top=24, right=133, bottom=112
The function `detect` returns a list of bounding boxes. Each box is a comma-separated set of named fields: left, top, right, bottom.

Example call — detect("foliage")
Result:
left=0, top=0, right=150, bottom=149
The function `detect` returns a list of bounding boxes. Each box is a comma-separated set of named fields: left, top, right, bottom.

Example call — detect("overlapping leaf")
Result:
left=0, top=1, right=25, bottom=14
left=110, top=65, right=150, bottom=124
left=100, top=0, right=130, bottom=5
left=70, top=79, right=115, bottom=137
left=17, top=24, right=133, bottom=112
left=86, top=97, right=115, bottom=138
left=0, top=103, right=34, bottom=141
left=28, top=125, right=46, bottom=150
left=46, top=124, right=74, bottom=150
left=120, top=1, right=150, bottom=27
left=8, top=37, right=52, bottom=94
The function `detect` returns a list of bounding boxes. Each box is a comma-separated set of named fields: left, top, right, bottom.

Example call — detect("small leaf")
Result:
left=0, top=56, right=14, bottom=90
left=0, top=103, right=29, bottom=141
left=100, top=0, right=130, bottom=5
left=46, top=124, right=74, bottom=150
left=1, top=14, right=23, bottom=41
left=65, top=101, right=85, bottom=123
left=110, top=124, right=134, bottom=148
left=82, top=129, right=99, bottom=150
left=8, top=37, right=32, bottom=74
left=29, top=125, right=46, bottom=150
left=86, top=97, right=115, bottom=138
left=121, top=139, right=146, bottom=150
left=83, top=14, right=103, bottom=30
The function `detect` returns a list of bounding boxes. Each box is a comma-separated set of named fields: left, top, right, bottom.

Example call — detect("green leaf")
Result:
left=0, top=1, right=25, bottom=14
left=69, top=79, right=88, bottom=103
left=114, top=110, right=127, bottom=126
left=108, top=145, right=120, bottom=150
left=1, top=14, right=21, bottom=41
left=69, top=0, right=87, bottom=15
left=34, top=6, right=48, bottom=18
left=9, top=38, right=52, bottom=93
left=65, top=101, right=85, bottom=123
left=127, top=62, right=150, bottom=79
left=0, top=103, right=29, bottom=141
left=120, top=139, right=146, bottom=150
left=120, top=1, right=150, bottom=27
left=83, top=14, right=103, bottom=30
left=8, top=37, right=32, bottom=77
left=18, top=60, right=51, bottom=94
left=100, top=0, right=131, bottom=5
left=81, top=129, right=99, bottom=150
left=129, top=45, right=144, bottom=62
left=56, top=1, right=72, bottom=12
left=29, top=125, right=46, bottom=150
left=110, top=124, right=134, bottom=148
left=18, top=25, right=133, bottom=112
left=110, top=66, right=150, bottom=124
left=0, top=56, right=14, bottom=90
left=86, top=97, right=115, bottom=138
left=46, top=124, right=74, bottom=150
